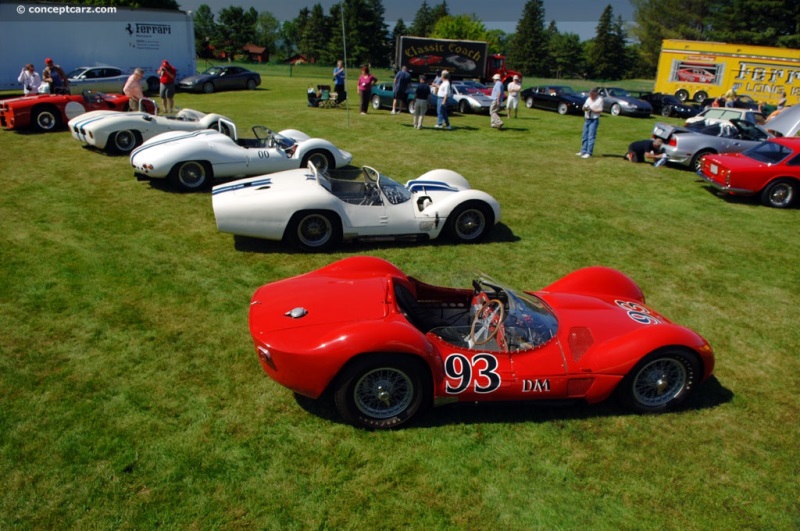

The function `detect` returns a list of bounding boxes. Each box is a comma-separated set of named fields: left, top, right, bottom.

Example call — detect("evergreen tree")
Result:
left=410, top=1, right=435, bottom=36
left=214, top=6, right=258, bottom=60
left=708, top=0, right=800, bottom=48
left=485, top=29, right=509, bottom=55
left=193, top=5, right=216, bottom=59
left=430, top=1, right=450, bottom=22
left=508, top=0, right=549, bottom=77
left=548, top=31, right=585, bottom=79
left=255, top=12, right=281, bottom=58
left=300, top=4, right=330, bottom=63
left=586, top=4, right=626, bottom=80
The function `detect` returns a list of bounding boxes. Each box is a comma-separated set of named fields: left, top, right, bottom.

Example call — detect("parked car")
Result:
left=131, top=119, right=352, bottom=191
left=370, top=82, right=456, bottom=115
left=67, top=66, right=148, bottom=95
left=459, top=80, right=492, bottom=96
left=211, top=164, right=500, bottom=250
left=247, top=255, right=715, bottom=428
left=686, top=107, right=767, bottom=127
left=521, top=85, right=584, bottom=115
left=639, top=92, right=700, bottom=119
left=451, top=82, right=494, bottom=114
left=178, top=66, right=261, bottom=93
left=408, top=55, right=442, bottom=67
left=653, top=119, right=772, bottom=171
left=594, top=86, right=652, bottom=117
left=0, top=91, right=129, bottom=132
left=698, top=138, right=800, bottom=208
left=68, top=105, right=232, bottom=154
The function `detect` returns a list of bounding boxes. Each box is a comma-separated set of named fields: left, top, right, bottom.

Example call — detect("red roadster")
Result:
left=249, top=257, right=715, bottom=429
left=698, top=138, right=800, bottom=208
left=0, top=91, right=129, bottom=132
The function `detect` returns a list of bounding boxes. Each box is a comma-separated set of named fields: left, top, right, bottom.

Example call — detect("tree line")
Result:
left=72, top=0, right=800, bottom=80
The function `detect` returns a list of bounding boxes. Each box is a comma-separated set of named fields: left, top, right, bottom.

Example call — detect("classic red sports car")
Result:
left=0, top=91, right=129, bottom=132
left=676, top=68, right=715, bottom=84
left=408, top=55, right=442, bottom=67
left=249, top=257, right=715, bottom=429
left=698, top=137, right=800, bottom=208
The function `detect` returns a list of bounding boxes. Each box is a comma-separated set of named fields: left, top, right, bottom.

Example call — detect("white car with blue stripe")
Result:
left=130, top=119, right=353, bottom=192
left=68, top=106, right=230, bottom=154
left=211, top=163, right=501, bottom=251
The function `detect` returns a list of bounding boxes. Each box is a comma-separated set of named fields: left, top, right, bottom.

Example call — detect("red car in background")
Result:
left=249, top=256, right=715, bottom=429
left=408, top=54, right=442, bottom=67
left=0, top=91, right=129, bottom=132
left=698, top=137, right=800, bottom=208
left=676, top=68, right=715, bottom=84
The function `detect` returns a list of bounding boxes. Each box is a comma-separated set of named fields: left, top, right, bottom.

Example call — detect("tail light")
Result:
left=668, top=136, right=677, bottom=147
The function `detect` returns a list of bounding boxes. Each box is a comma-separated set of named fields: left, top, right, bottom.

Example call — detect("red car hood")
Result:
left=250, top=274, right=390, bottom=335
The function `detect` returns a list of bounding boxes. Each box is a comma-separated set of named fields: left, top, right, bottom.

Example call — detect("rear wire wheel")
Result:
left=333, top=354, right=429, bottom=429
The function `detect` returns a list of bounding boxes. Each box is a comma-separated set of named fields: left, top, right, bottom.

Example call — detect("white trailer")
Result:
left=0, top=3, right=196, bottom=93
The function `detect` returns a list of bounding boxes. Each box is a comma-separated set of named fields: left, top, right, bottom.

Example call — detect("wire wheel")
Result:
left=632, top=358, right=688, bottom=408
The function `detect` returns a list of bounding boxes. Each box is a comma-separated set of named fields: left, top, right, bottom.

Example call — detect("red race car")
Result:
left=698, top=137, right=800, bottom=208
left=0, top=91, right=129, bottom=132
left=408, top=55, right=442, bottom=67
left=249, top=257, right=715, bottom=429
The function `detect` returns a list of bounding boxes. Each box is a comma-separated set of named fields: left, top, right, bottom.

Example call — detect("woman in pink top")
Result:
left=123, top=68, right=145, bottom=111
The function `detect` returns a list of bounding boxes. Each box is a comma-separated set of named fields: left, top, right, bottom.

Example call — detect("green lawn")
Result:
left=0, top=74, right=798, bottom=529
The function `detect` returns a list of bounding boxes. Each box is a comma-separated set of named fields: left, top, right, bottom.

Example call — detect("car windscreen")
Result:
left=378, top=173, right=411, bottom=205
left=743, top=142, right=792, bottom=164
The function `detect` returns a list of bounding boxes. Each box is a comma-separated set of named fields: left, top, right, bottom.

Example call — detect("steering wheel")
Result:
left=470, top=299, right=505, bottom=345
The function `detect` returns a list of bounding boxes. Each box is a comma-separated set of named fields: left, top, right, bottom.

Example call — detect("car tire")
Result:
left=675, top=89, right=689, bottom=102
left=202, top=82, right=214, bottom=94
left=617, top=348, right=701, bottom=413
left=525, top=96, right=534, bottom=109
left=458, top=100, right=470, bottom=114
left=691, top=149, right=714, bottom=172
left=661, top=105, right=672, bottom=117
left=760, top=178, right=797, bottom=208
left=169, top=160, right=212, bottom=192
left=111, top=129, right=140, bottom=154
left=557, top=102, right=569, bottom=115
left=371, top=94, right=381, bottom=110
left=286, top=210, right=341, bottom=252
left=301, top=150, right=334, bottom=173
left=32, top=107, right=61, bottom=132
left=610, top=103, right=622, bottom=116
left=446, top=201, right=493, bottom=243
left=246, top=78, right=257, bottom=90
left=333, top=354, right=430, bottom=429
left=694, top=91, right=708, bottom=104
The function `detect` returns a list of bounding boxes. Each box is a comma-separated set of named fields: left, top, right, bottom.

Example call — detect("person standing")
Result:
left=18, top=64, right=42, bottom=95
left=724, top=87, right=737, bottom=107
left=333, top=60, right=345, bottom=104
left=413, top=75, right=431, bottom=129
left=42, top=58, right=69, bottom=94
left=123, top=68, right=145, bottom=111
left=157, top=60, right=177, bottom=113
left=435, top=70, right=451, bottom=129
left=490, top=73, right=504, bottom=129
left=357, top=65, right=377, bottom=115
left=506, top=75, right=522, bottom=118
left=578, top=88, right=603, bottom=158
left=392, top=66, right=411, bottom=114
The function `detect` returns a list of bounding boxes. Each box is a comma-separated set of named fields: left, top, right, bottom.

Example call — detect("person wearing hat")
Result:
left=42, top=58, right=69, bottom=95
left=157, top=59, right=177, bottom=113
left=506, top=75, right=522, bottom=118
left=490, top=73, right=504, bottom=130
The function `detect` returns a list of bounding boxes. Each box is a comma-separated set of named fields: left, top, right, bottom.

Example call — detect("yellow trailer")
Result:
left=654, top=39, right=799, bottom=106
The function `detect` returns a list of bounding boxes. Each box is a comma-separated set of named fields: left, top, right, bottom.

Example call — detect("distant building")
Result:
left=242, top=43, right=268, bottom=63
left=284, top=54, right=315, bottom=65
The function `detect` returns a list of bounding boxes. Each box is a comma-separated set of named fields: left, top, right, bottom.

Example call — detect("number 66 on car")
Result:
left=248, top=256, right=715, bottom=429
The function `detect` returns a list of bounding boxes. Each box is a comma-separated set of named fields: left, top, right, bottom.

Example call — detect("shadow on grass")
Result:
left=232, top=222, right=520, bottom=254
left=698, top=185, right=797, bottom=209
left=294, top=375, right=734, bottom=429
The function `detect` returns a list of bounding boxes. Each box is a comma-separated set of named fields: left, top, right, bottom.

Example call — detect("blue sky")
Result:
left=177, top=0, right=635, bottom=40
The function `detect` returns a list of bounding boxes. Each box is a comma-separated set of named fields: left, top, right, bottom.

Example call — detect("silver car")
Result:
left=67, top=66, right=148, bottom=95
left=653, top=119, right=771, bottom=171
left=594, top=86, right=652, bottom=117
left=451, top=83, right=494, bottom=114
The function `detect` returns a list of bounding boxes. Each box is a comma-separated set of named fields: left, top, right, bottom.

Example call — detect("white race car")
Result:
left=211, top=163, right=501, bottom=251
left=69, top=106, right=231, bottom=154
left=130, top=120, right=353, bottom=192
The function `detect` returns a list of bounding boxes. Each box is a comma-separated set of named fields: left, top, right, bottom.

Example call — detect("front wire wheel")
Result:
left=618, top=349, right=701, bottom=413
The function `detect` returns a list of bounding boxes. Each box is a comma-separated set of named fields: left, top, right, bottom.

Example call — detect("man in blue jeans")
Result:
left=578, top=88, right=603, bottom=158
left=435, top=70, right=451, bottom=129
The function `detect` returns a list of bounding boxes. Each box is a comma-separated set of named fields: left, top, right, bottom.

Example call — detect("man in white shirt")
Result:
left=435, top=70, right=451, bottom=129
left=578, top=88, right=603, bottom=158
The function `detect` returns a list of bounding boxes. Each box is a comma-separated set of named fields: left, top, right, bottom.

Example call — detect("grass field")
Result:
left=1, top=73, right=798, bottom=529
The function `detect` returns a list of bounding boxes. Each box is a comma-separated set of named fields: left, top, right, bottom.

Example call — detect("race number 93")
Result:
left=444, top=353, right=501, bottom=394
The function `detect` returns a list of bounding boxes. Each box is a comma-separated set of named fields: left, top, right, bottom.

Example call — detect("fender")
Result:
left=543, top=266, right=646, bottom=304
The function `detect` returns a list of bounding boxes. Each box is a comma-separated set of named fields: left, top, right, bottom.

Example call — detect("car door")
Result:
left=247, top=144, right=298, bottom=175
